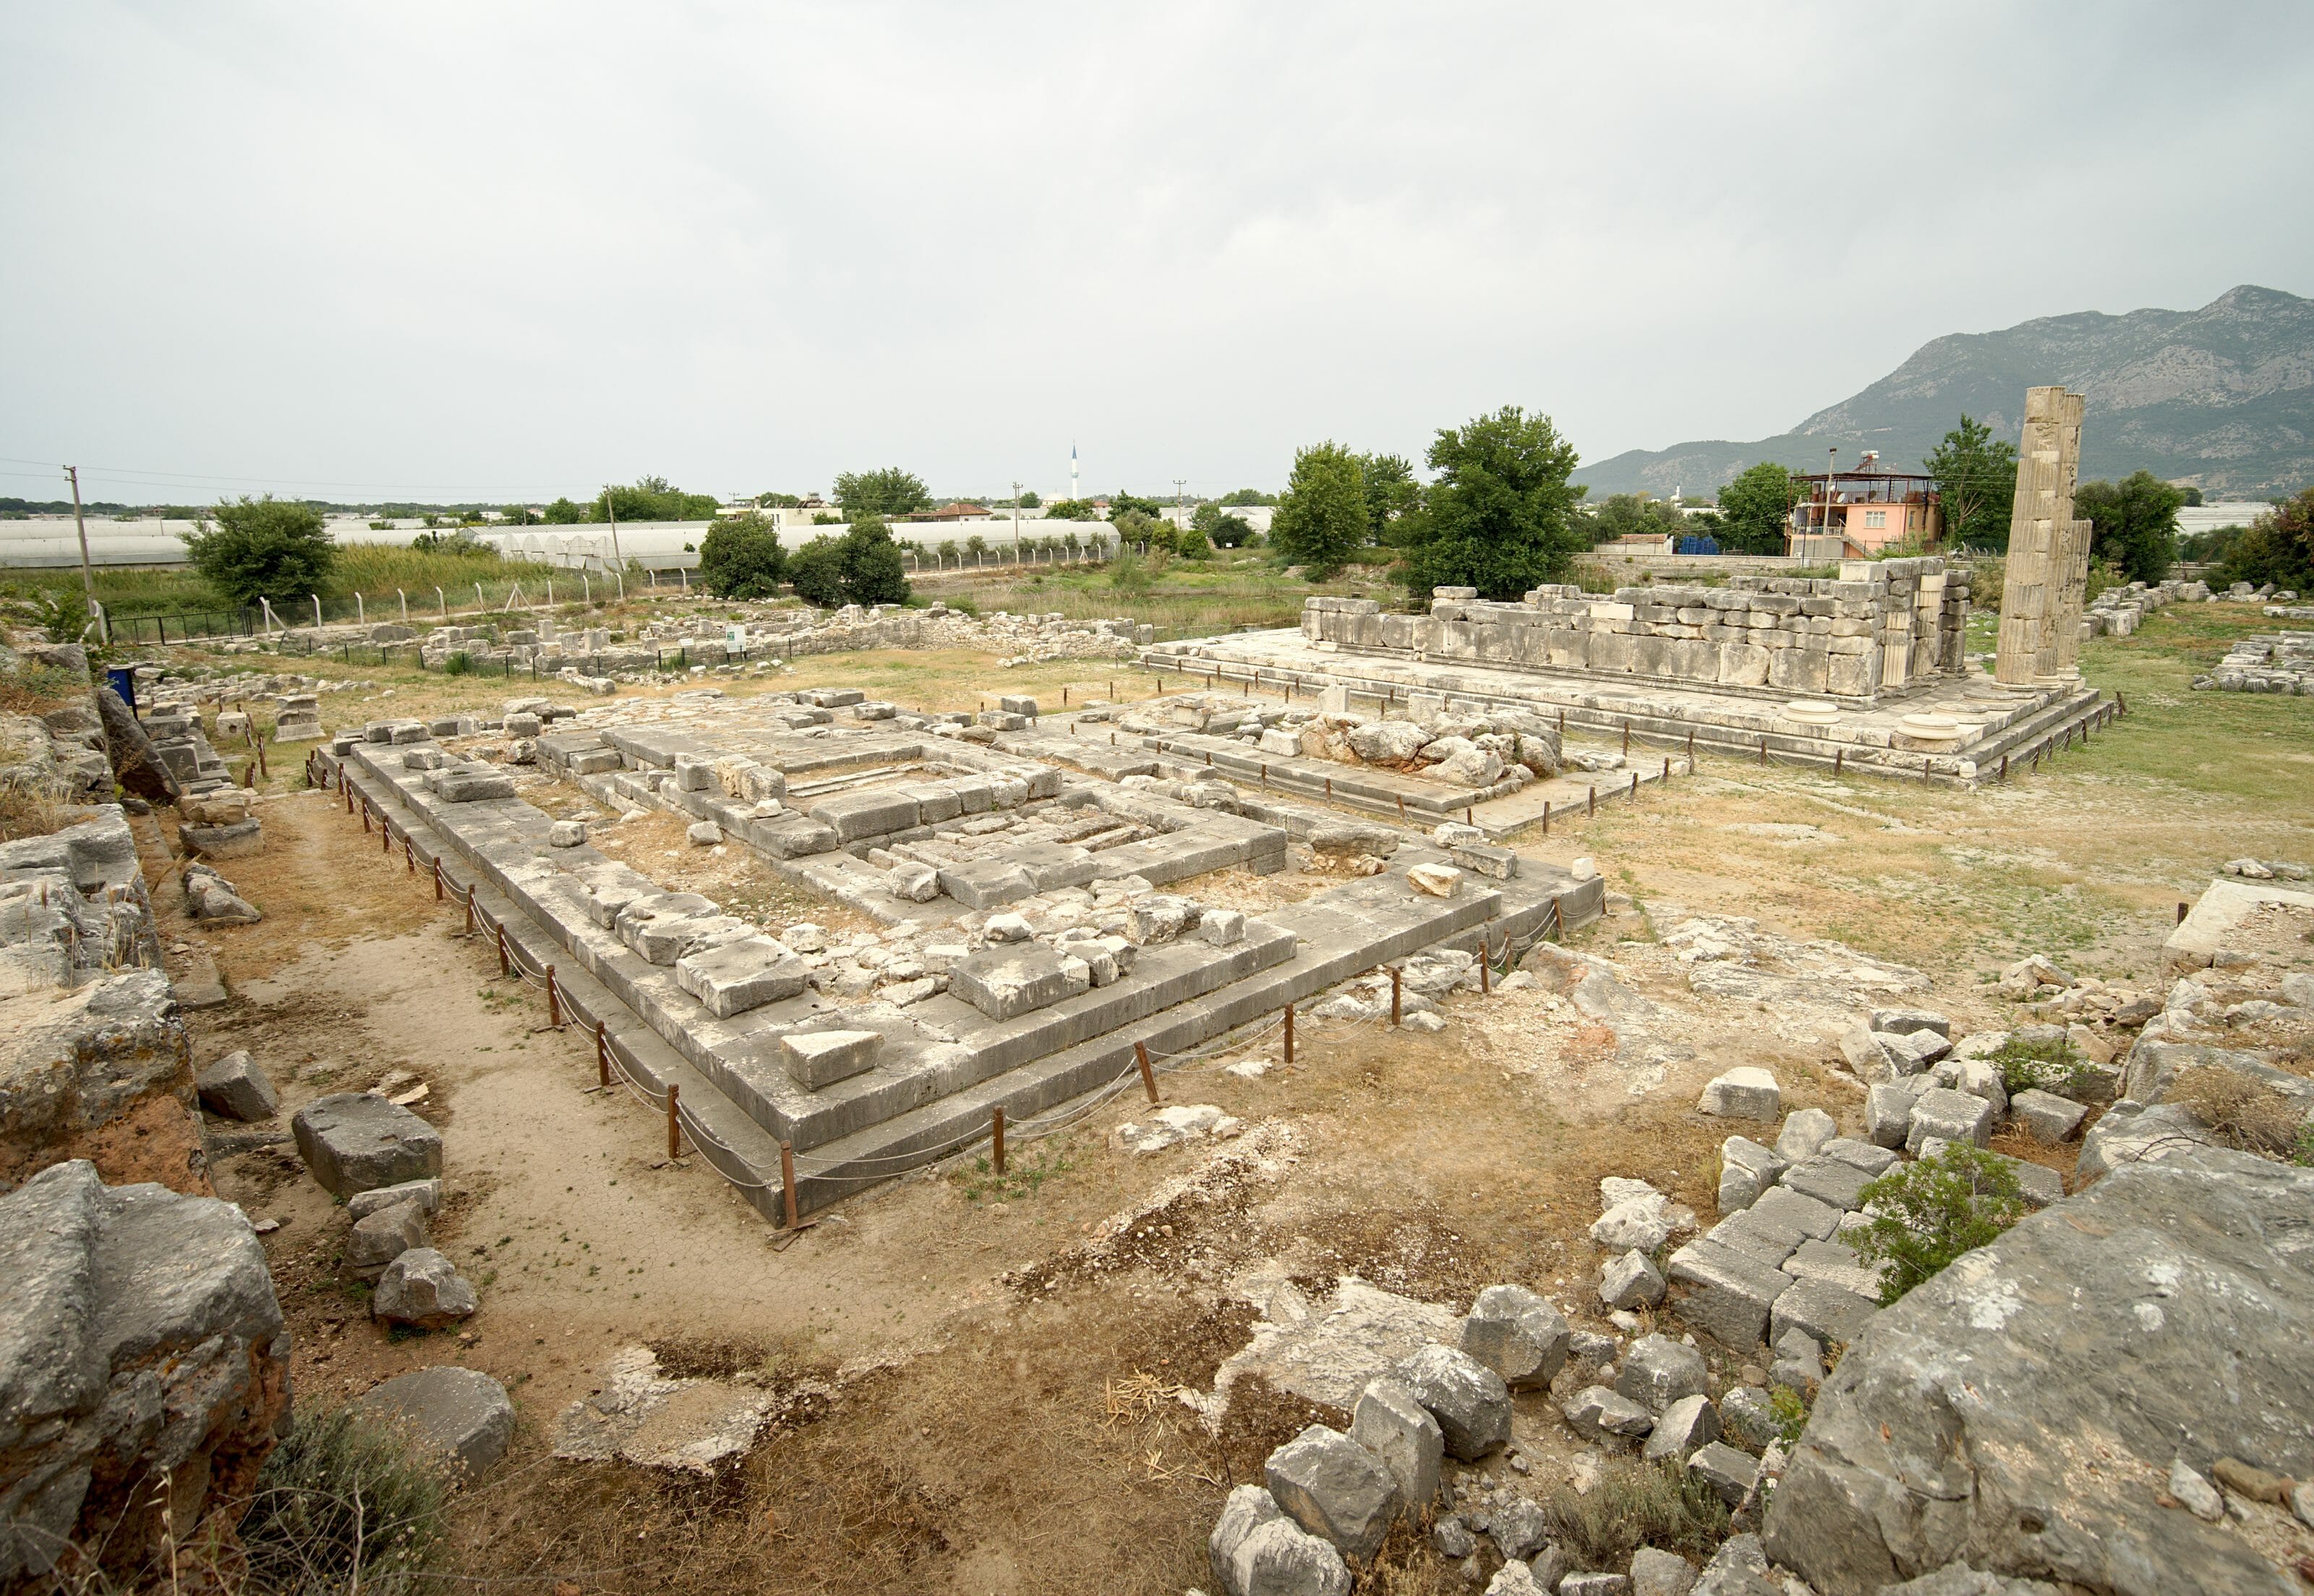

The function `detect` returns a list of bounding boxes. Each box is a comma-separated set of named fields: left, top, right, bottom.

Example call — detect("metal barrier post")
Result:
left=547, top=965, right=560, bottom=1028
left=1390, top=967, right=1402, bottom=1025
left=667, top=1083, right=681, bottom=1158
left=780, top=1142, right=799, bottom=1229
left=991, top=1106, right=1006, bottom=1175
left=1135, top=1041, right=1159, bottom=1104
left=495, top=920, right=509, bottom=976
left=1284, top=1003, right=1294, bottom=1065
left=597, top=1021, right=610, bottom=1086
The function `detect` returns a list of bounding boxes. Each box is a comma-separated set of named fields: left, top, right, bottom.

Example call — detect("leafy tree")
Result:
left=832, top=467, right=932, bottom=520
left=963, top=533, right=989, bottom=562
left=837, top=516, right=911, bottom=605
left=184, top=495, right=336, bottom=605
left=1219, top=487, right=1278, bottom=506
left=1168, top=521, right=1212, bottom=559
left=589, top=477, right=719, bottom=522
left=754, top=491, right=802, bottom=508
left=1924, top=416, right=2020, bottom=552
left=1193, top=503, right=1256, bottom=549
left=788, top=536, right=848, bottom=606
left=1061, top=529, right=1083, bottom=558
left=1111, top=508, right=1166, bottom=553
left=1357, top=453, right=1420, bottom=543
left=1394, top=406, right=1582, bottom=598
left=1041, top=498, right=1102, bottom=521
left=542, top=498, right=584, bottom=524
left=2075, top=470, right=2183, bottom=583
left=499, top=504, right=540, bottom=526
left=811, top=511, right=842, bottom=525
left=2178, top=485, right=2204, bottom=507
left=1589, top=493, right=1687, bottom=547
left=1717, top=462, right=1806, bottom=555
left=2213, top=487, right=2314, bottom=589
left=1108, top=491, right=1166, bottom=522
left=1849, top=1145, right=2025, bottom=1303
left=1017, top=490, right=1042, bottom=508
left=697, top=511, right=788, bottom=599
left=1270, top=442, right=1369, bottom=579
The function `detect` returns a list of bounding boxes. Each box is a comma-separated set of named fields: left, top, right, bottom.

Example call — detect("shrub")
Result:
left=1542, top=1459, right=1728, bottom=1569
left=2169, top=1064, right=2302, bottom=1158
left=236, top=1404, right=448, bottom=1596
left=698, top=511, right=787, bottom=599
left=1988, top=1033, right=2096, bottom=1099
left=788, top=537, right=848, bottom=607
left=442, top=651, right=474, bottom=676
left=1769, top=1386, right=1811, bottom=1447
left=184, top=496, right=336, bottom=606
left=1850, top=1144, right=2027, bottom=1304
left=835, top=516, right=910, bottom=606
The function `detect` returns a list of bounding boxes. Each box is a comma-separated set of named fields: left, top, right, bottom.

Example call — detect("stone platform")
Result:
left=1137, top=630, right=2106, bottom=785
left=320, top=691, right=1600, bottom=1219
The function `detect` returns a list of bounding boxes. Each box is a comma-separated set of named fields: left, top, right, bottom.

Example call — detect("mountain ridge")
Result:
left=1573, top=284, right=2314, bottom=499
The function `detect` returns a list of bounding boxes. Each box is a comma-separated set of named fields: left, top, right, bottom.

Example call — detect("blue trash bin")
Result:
left=105, top=667, right=137, bottom=711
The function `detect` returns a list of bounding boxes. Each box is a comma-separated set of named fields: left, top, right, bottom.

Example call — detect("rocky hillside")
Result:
left=1576, top=284, right=2314, bottom=499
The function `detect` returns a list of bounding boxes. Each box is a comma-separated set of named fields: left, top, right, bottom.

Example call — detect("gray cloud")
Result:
left=4, top=1, right=2310, bottom=504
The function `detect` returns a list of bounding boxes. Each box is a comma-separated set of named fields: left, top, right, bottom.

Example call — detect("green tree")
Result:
left=1923, top=416, right=2020, bottom=552
left=1017, top=490, right=1042, bottom=508
left=1357, top=453, right=1420, bottom=543
left=1395, top=406, right=1583, bottom=598
left=1270, top=442, right=1369, bottom=579
left=1042, top=498, right=1101, bottom=520
left=1589, top=493, right=1687, bottom=547
left=1716, top=462, right=1806, bottom=555
left=1111, top=508, right=1166, bottom=554
left=788, top=535, right=848, bottom=606
left=1108, top=490, right=1166, bottom=521
left=2213, top=487, right=2314, bottom=590
left=184, top=495, right=336, bottom=605
left=697, top=511, right=788, bottom=599
left=589, top=477, right=719, bottom=522
left=754, top=491, right=802, bottom=508
left=1219, top=487, right=1278, bottom=506
left=1192, top=503, right=1257, bottom=549
left=837, top=516, right=911, bottom=605
left=1848, top=1145, right=2027, bottom=1303
left=2075, top=470, right=2184, bottom=583
left=832, top=467, right=932, bottom=520
left=499, top=504, right=539, bottom=526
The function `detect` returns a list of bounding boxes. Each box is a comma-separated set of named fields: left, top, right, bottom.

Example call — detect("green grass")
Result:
left=0, top=547, right=572, bottom=624
left=924, top=554, right=1383, bottom=639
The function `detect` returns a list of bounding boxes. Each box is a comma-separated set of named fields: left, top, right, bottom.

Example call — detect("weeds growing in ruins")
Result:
left=957, top=1138, right=1077, bottom=1202
left=1849, top=1145, right=2027, bottom=1304
left=1989, top=1034, right=2101, bottom=1100
left=234, top=1404, right=450, bottom=1596
left=2168, top=1064, right=2304, bottom=1160
left=1541, top=1458, right=1728, bottom=1569
left=1769, top=1386, right=1811, bottom=1448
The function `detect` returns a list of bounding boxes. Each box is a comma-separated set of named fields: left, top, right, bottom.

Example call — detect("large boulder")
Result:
left=372, top=1247, right=478, bottom=1328
left=1263, top=1424, right=1401, bottom=1560
left=351, top=1366, right=516, bottom=1482
left=0, top=1160, right=289, bottom=1587
left=1391, top=1344, right=1512, bottom=1461
left=291, top=1091, right=443, bottom=1195
left=195, top=1049, right=278, bottom=1121
left=95, top=684, right=179, bottom=803
left=1458, top=1284, right=1569, bottom=1390
left=1763, top=1148, right=2314, bottom=1595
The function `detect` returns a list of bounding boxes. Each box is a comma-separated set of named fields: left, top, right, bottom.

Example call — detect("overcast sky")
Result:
left=5, top=2, right=2310, bottom=507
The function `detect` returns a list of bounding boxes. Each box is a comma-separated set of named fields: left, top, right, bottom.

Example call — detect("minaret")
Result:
left=1070, top=443, right=1079, bottom=505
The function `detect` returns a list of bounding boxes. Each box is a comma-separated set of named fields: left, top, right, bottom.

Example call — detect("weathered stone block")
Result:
left=675, top=936, right=807, bottom=1017
left=951, top=944, right=1078, bottom=1020
left=780, top=1029, right=881, bottom=1090
left=1459, top=1284, right=1569, bottom=1390
left=292, top=1092, right=443, bottom=1196
left=195, top=1049, right=278, bottom=1120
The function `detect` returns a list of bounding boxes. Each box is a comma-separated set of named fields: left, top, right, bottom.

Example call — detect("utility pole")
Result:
left=1012, top=481, right=1023, bottom=562
left=64, top=466, right=103, bottom=643
left=603, top=485, right=623, bottom=572
left=1174, top=477, right=1187, bottom=531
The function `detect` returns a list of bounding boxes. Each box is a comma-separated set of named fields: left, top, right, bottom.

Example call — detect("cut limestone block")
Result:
left=1458, top=1284, right=1569, bottom=1390
left=352, top=1366, right=516, bottom=1481
left=1688, top=1441, right=1759, bottom=1506
left=1699, top=1068, right=1781, bottom=1121
left=1780, top=1157, right=1872, bottom=1213
left=1863, top=1084, right=1915, bottom=1149
left=292, top=1092, right=443, bottom=1196
left=1406, top=863, right=1462, bottom=898
left=1717, top=1136, right=1785, bottom=1214
left=1263, top=1424, right=1401, bottom=1561
left=1391, top=1344, right=1511, bottom=1461
left=2010, top=1088, right=2088, bottom=1143
left=1563, top=1384, right=1655, bottom=1443
left=437, top=769, right=516, bottom=802
left=1905, top=1087, right=1996, bottom=1153
left=1641, top=1394, right=1720, bottom=1465
left=1667, top=1239, right=1792, bottom=1348
left=195, top=1050, right=278, bottom=1120
left=675, top=936, right=807, bottom=1018
left=1775, top=1109, right=1837, bottom=1164
left=1349, top=1376, right=1442, bottom=1508
left=1208, top=1485, right=1351, bottom=1596
left=346, top=1200, right=427, bottom=1275
left=950, top=944, right=1078, bottom=1020
left=780, top=1029, right=881, bottom=1091
left=1769, top=1276, right=1880, bottom=1351
left=1614, top=1334, right=1707, bottom=1414
left=346, top=1177, right=443, bottom=1221
left=372, top=1248, right=477, bottom=1328
left=1600, top=1250, right=1667, bottom=1310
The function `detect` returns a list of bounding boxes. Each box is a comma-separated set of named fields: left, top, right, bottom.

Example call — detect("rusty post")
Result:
left=1135, top=1041, right=1159, bottom=1104
left=1396, top=794, right=1406, bottom=822
left=1999, top=753, right=2007, bottom=782
left=667, top=1083, right=681, bottom=1158
left=1759, top=735, right=1768, bottom=765
left=1325, top=777, right=1332, bottom=797
left=1686, top=730, right=1694, bottom=766
left=1630, top=772, right=1639, bottom=800
left=1062, top=686, right=1069, bottom=706
left=359, top=797, right=370, bottom=832
left=780, top=1141, right=799, bottom=1229
left=547, top=965, right=560, bottom=1027
left=991, top=1105, right=1006, bottom=1175
left=1587, top=785, right=1595, bottom=816
left=1662, top=757, right=1670, bottom=782
left=1541, top=800, right=1550, bottom=835
left=345, top=780, right=354, bottom=814
left=381, top=816, right=390, bottom=854
left=255, top=737, right=267, bottom=780
left=495, top=920, right=509, bottom=977
left=2177, top=901, right=2190, bottom=925
left=1835, top=747, right=1844, bottom=777
left=1479, top=938, right=1491, bottom=994
left=597, top=1021, right=610, bottom=1086
left=404, top=837, right=414, bottom=874
left=1389, top=966, right=1402, bottom=1025
left=2116, top=689, right=2127, bottom=715
left=433, top=858, right=445, bottom=900
left=1284, top=1003, right=1294, bottom=1065
left=242, top=761, right=254, bottom=789
left=1621, top=721, right=1629, bottom=756
left=463, top=882, right=476, bottom=936
left=1466, top=805, right=1474, bottom=825
left=1557, top=709, right=1564, bottom=736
